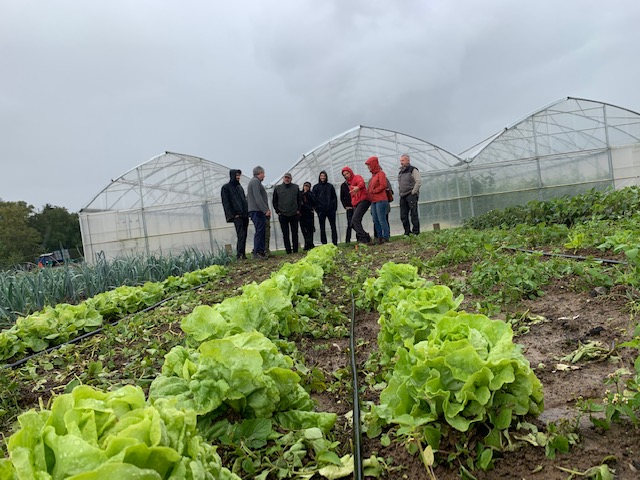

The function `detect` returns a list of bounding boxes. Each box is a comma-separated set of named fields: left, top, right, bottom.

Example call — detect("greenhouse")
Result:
left=79, top=97, right=640, bottom=261
left=79, top=152, right=252, bottom=262
left=446, top=97, right=640, bottom=222
left=280, top=125, right=463, bottom=238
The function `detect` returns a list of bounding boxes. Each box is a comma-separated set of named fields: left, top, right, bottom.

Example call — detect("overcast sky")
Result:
left=2, top=0, right=639, bottom=212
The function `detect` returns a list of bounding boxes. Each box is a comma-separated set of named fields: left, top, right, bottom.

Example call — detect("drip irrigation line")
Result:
left=504, top=247, right=628, bottom=265
left=3, top=283, right=207, bottom=370
left=348, top=292, right=364, bottom=480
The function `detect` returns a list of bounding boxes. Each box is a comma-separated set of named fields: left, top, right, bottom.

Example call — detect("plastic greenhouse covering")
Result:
left=80, top=98, right=640, bottom=261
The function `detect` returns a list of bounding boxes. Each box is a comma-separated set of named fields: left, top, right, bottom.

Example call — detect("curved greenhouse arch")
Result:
left=453, top=97, right=640, bottom=218
left=272, top=125, right=462, bottom=187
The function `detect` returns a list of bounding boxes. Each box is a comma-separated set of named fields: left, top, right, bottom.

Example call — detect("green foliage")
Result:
left=372, top=310, right=543, bottom=432
left=0, top=201, right=42, bottom=270
left=464, top=186, right=640, bottom=230
left=149, top=331, right=331, bottom=422
left=468, top=253, right=575, bottom=305
left=361, top=263, right=462, bottom=365
left=0, top=264, right=228, bottom=363
left=86, top=282, right=165, bottom=318
left=2, top=384, right=240, bottom=479
left=363, top=262, right=544, bottom=472
left=28, top=204, right=82, bottom=257
left=516, top=420, right=580, bottom=459
left=0, top=303, right=103, bottom=361
left=0, top=250, right=229, bottom=325
left=581, top=324, right=640, bottom=430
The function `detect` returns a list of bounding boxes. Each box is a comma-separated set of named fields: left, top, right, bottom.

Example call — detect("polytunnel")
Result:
left=79, top=152, right=252, bottom=262
left=78, top=98, right=640, bottom=262
left=452, top=97, right=640, bottom=218
left=277, top=125, right=463, bottom=238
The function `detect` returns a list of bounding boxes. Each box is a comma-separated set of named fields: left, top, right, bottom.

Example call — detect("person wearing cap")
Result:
left=221, top=169, right=249, bottom=260
left=341, top=166, right=371, bottom=244
left=398, top=154, right=421, bottom=235
left=312, top=170, right=338, bottom=246
left=365, top=156, right=390, bottom=244
left=299, top=181, right=316, bottom=251
left=247, top=166, right=271, bottom=259
left=273, top=172, right=302, bottom=254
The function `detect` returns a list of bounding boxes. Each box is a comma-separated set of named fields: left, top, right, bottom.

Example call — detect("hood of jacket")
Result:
left=341, top=166, right=355, bottom=184
left=365, top=156, right=381, bottom=174
left=318, top=170, right=328, bottom=183
left=229, top=169, right=242, bottom=185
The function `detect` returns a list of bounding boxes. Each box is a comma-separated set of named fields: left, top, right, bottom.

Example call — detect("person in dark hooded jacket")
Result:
left=312, top=170, right=338, bottom=245
left=299, top=181, right=316, bottom=250
left=221, top=169, right=249, bottom=259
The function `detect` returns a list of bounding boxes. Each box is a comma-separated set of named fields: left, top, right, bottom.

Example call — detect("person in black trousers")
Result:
left=273, top=172, right=302, bottom=254
left=312, top=170, right=338, bottom=245
left=299, top=181, right=316, bottom=250
left=221, top=169, right=249, bottom=259
left=340, top=178, right=354, bottom=243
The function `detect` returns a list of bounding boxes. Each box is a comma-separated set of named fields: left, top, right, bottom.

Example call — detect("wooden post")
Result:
left=432, top=223, right=440, bottom=231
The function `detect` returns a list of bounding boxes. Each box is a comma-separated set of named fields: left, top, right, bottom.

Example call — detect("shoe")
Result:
left=252, top=252, right=267, bottom=260
left=383, top=238, right=390, bottom=243
left=377, top=238, right=384, bottom=245
left=404, top=232, right=411, bottom=236
left=237, top=254, right=247, bottom=260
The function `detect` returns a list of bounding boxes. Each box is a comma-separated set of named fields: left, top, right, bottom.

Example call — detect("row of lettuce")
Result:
left=0, top=266, right=229, bottom=363
left=2, top=245, right=576, bottom=477
left=0, top=245, right=358, bottom=480
left=361, top=262, right=544, bottom=473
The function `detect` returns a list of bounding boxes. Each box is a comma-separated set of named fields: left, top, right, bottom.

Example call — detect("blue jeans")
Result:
left=249, top=211, right=267, bottom=254
left=371, top=200, right=390, bottom=239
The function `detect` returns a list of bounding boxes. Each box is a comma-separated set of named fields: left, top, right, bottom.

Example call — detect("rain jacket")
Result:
left=221, top=169, right=248, bottom=222
left=341, top=166, right=368, bottom=206
left=312, top=170, right=338, bottom=214
left=364, top=156, right=388, bottom=203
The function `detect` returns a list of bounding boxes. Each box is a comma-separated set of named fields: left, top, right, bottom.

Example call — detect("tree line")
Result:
left=0, top=201, right=82, bottom=270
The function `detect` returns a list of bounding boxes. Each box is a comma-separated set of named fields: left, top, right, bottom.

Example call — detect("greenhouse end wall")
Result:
left=80, top=202, right=238, bottom=262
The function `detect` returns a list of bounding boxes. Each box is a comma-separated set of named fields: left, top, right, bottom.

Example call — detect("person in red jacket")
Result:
left=341, top=166, right=371, bottom=244
left=365, top=156, right=390, bottom=244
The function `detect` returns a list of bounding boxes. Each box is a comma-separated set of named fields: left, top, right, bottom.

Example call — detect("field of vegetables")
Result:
left=2, top=187, right=640, bottom=479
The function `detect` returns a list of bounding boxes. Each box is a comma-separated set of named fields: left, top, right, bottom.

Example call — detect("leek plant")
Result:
left=0, top=248, right=231, bottom=325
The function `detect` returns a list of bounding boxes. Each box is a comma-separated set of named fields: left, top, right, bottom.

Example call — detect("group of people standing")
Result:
left=221, top=154, right=422, bottom=260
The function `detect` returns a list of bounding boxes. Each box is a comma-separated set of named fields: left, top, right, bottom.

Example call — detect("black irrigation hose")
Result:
left=348, top=293, right=364, bottom=480
left=504, top=247, right=628, bottom=265
left=3, top=283, right=207, bottom=370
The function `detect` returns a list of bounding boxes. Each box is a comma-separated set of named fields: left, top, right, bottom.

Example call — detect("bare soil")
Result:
left=306, top=243, right=640, bottom=479
left=2, top=239, right=640, bottom=479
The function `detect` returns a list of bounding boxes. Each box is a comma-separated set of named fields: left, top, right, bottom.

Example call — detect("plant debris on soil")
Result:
left=2, top=233, right=640, bottom=480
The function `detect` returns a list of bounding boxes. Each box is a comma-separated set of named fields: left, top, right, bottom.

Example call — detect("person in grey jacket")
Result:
left=273, top=172, right=301, bottom=254
left=398, top=154, right=422, bottom=235
left=247, top=166, right=271, bottom=259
